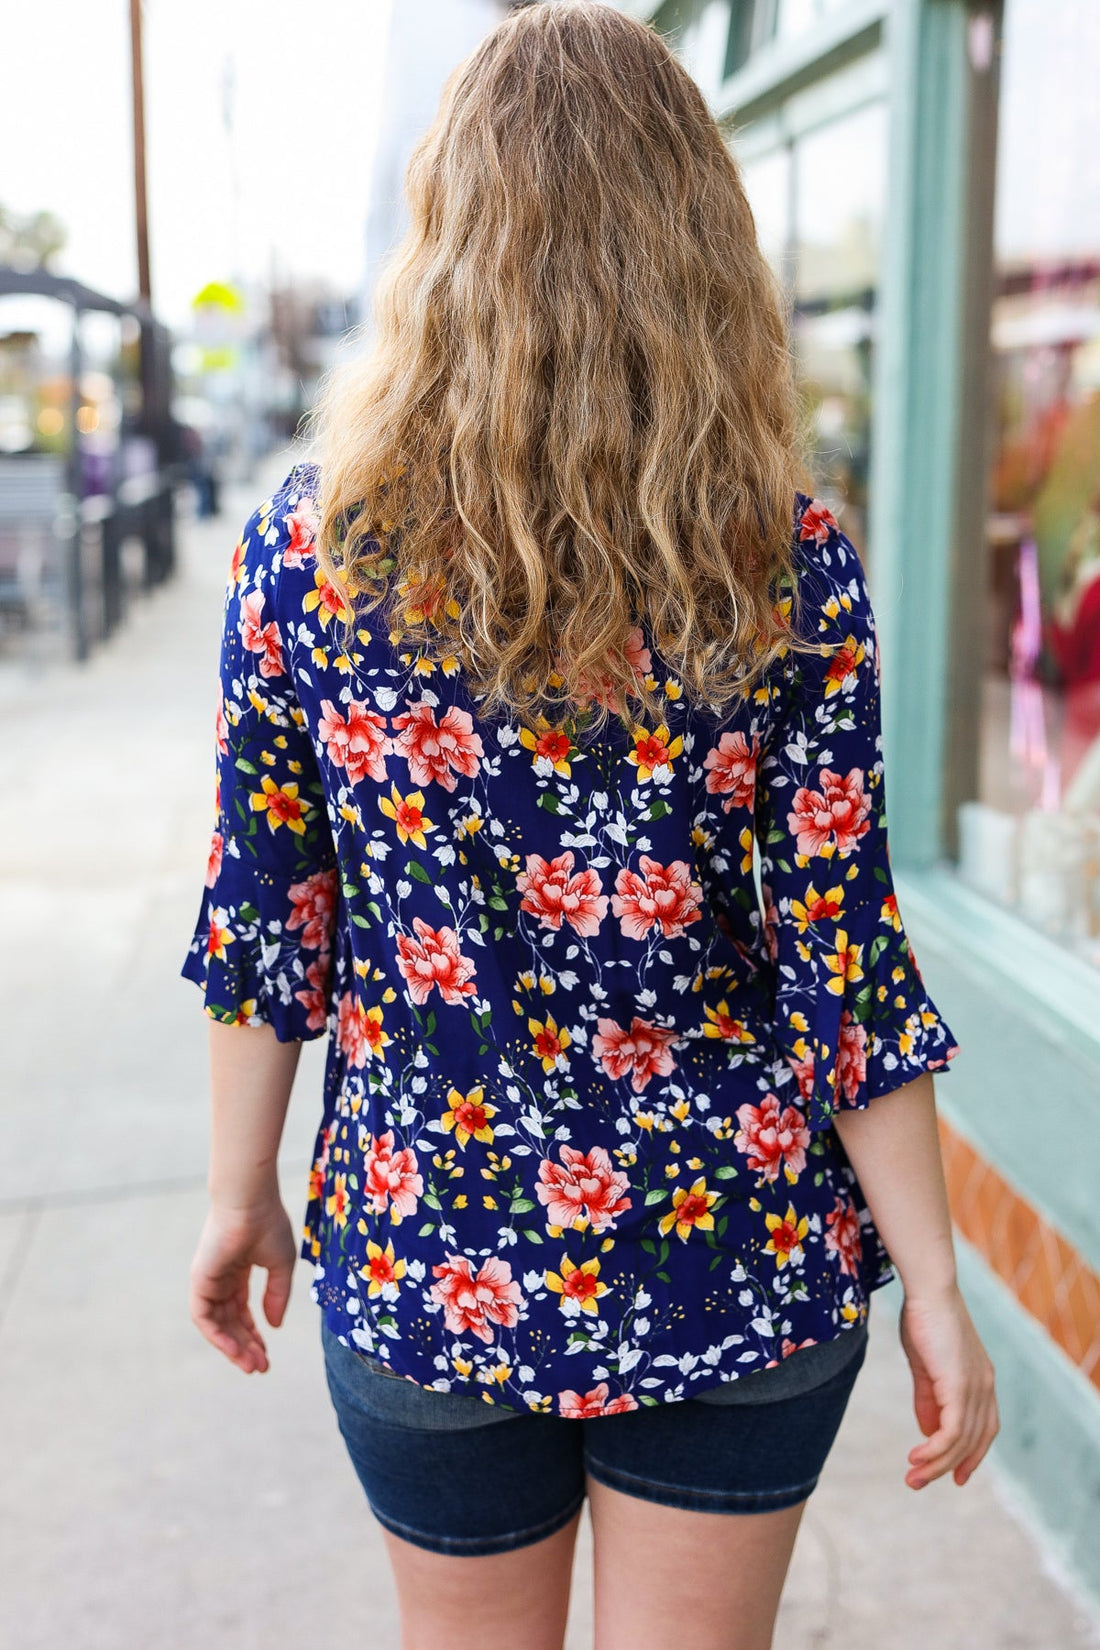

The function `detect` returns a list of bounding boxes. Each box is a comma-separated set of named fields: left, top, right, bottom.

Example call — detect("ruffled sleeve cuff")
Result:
left=180, top=840, right=338, bottom=1043
left=772, top=895, right=960, bottom=1132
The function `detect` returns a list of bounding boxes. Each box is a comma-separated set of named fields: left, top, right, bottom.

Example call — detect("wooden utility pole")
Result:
left=129, top=0, right=152, bottom=305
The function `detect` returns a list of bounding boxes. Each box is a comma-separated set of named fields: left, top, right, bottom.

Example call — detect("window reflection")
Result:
left=958, top=0, right=1100, bottom=967
left=738, top=98, right=886, bottom=557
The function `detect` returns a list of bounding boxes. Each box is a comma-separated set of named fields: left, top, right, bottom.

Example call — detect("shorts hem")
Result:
left=583, top=1456, right=819, bottom=1515
left=366, top=1490, right=587, bottom=1556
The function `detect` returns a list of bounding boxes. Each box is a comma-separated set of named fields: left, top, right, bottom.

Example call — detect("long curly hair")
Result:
left=310, top=0, right=809, bottom=735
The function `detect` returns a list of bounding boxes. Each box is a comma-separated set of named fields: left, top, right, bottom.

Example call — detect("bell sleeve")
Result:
left=752, top=512, right=959, bottom=1132
left=180, top=490, right=338, bottom=1042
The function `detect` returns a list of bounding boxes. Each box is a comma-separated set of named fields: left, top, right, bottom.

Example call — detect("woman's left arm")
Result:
left=189, top=1022, right=302, bottom=1374
left=181, top=470, right=337, bottom=1373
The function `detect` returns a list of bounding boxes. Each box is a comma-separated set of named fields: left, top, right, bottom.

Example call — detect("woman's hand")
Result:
left=898, top=1284, right=999, bottom=1490
left=189, top=1196, right=297, bottom=1374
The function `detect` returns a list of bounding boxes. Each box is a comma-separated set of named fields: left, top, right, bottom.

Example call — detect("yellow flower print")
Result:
left=822, top=633, right=866, bottom=696
left=205, top=909, right=234, bottom=962
left=528, top=1012, right=572, bottom=1072
left=440, top=1085, right=497, bottom=1148
left=378, top=783, right=434, bottom=848
left=881, top=893, right=903, bottom=931
left=545, top=1255, right=609, bottom=1314
left=358, top=1238, right=406, bottom=1298
left=657, top=1176, right=719, bottom=1242
left=789, top=884, right=845, bottom=933
left=739, top=825, right=753, bottom=873
left=763, top=1203, right=810, bottom=1268
left=302, top=566, right=351, bottom=628
left=325, top=1173, right=349, bottom=1228
left=362, top=1004, right=390, bottom=1060
left=823, top=930, right=864, bottom=995
left=249, top=775, right=310, bottom=834
left=518, top=718, right=573, bottom=776
left=702, top=1000, right=757, bottom=1043
left=627, top=723, right=683, bottom=782
left=396, top=571, right=461, bottom=628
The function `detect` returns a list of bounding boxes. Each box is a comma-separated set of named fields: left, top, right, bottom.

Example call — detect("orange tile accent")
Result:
left=937, top=1114, right=1100, bottom=1390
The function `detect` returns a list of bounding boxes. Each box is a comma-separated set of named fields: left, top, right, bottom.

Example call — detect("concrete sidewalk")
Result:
left=0, top=451, right=1096, bottom=1650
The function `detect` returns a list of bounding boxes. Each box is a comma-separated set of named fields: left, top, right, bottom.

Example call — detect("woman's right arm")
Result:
left=831, top=1072, right=999, bottom=1490
left=747, top=503, right=995, bottom=1491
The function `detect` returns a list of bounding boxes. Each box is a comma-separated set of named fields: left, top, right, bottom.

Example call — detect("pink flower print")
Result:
left=428, top=1254, right=524, bottom=1344
left=824, top=1195, right=863, bottom=1277
left=238, top=589, right=285, bottom=678
left=787, top=1045, right=816, bottom=1105
left=733, top=1093, right=810, bottom=1184
left=570, top=625, right=653, bottom=712
left=295, top=957, right=331, bottom=1034
left=363, top=1130, right=423, bottom=1223
left=536, top=1144, right=632, bottom=1233
left=592, top=1016, right=678, bottom=1093
left=215, top=678, right=228, bottom=756
left=282, top=498, right=319, bottom=567
left=318, top=698, right=389, bottom=784
left=395, top=917, right=477, bottom=1005
left=557, top=1383, right=638, bottom=1417
left=337, top=991, right=371, bottom=1068
left=205, top=831, right=223, bottom=889
left=798, top=499, right=839, bottom=545
left=703, top=731, right=758, bottom=813
left=517, top=850, right=608, bottom=937
left=286, top=867, right=337, bottom=951
left=787, top=768, right=871, bottom=858
left=835, top=1011, right=867, bottom=1101
left=611, top=857, right=702, bottom=941
left=388, top=702, right=484, bottom=791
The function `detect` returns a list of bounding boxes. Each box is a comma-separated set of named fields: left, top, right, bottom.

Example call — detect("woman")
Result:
left=183, top=6, right=998, bottom=1647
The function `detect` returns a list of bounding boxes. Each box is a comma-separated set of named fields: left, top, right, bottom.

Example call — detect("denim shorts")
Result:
left=321, top=1315, right=870, bottom=1556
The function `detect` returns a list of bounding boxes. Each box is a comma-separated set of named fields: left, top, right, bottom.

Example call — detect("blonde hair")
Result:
left=310, top=0, right=808, bottom=735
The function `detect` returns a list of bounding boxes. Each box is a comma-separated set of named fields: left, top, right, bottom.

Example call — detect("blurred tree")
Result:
left=0, top=206, right=67, bottom=271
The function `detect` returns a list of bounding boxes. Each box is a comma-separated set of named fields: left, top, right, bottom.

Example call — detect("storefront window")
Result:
left=776, top=0, right=858, bottom=42
left=739, top=96, right=886, bottom=557
left=957, top=0, right=1100, bottom=967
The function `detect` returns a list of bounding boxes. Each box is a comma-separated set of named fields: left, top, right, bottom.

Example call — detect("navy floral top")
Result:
left=182, top=462, right=958, bottom=1416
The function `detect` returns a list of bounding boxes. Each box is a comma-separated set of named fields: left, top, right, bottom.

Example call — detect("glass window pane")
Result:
left=958, top=0, right=1100, bottom=967
left=776, top=0, right=858, bottom=43
left=794, top=101, right=887, bottom=557
left=736, top=102, right=886, bottom=557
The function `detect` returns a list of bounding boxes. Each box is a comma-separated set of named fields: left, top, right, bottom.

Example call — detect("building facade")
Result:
left=617, top=0, right=1099, bottom=1604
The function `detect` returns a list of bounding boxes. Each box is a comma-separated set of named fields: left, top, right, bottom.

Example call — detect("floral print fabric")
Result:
left=182, top=464, right=958, bottom=1414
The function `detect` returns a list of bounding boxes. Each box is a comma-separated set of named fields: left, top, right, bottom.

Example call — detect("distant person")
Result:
left=180, top=422, right=217, bottom=518
left=182, top=7, right=997, bottom=1646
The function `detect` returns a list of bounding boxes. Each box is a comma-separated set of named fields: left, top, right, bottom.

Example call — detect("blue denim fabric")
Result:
left=321, top=1314, right=869, bottom=1555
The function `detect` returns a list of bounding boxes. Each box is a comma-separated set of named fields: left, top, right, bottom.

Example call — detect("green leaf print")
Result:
left=537, top=793, right=560, bottom=814
left=406, top=859, right=433, bottom=883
